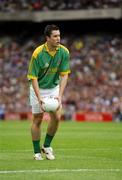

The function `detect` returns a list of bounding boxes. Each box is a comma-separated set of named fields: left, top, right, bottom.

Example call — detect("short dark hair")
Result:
left=44, top=24, right=60, bottom=37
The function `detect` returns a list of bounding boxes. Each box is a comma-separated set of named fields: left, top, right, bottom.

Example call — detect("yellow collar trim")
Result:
left=44, top=42, right=59, bottom=56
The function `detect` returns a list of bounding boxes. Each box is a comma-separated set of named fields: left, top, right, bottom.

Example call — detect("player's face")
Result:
left=47, top=30, right=60, bottom=47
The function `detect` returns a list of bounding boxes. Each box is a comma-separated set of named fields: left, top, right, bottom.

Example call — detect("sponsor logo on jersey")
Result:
left=44, top=63, right=49, bottom=68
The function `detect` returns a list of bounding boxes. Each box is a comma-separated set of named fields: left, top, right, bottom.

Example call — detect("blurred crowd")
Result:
left=63, top=34, right=122, bottom=121
left=0, top=32, right=122, bottom=121
left=0, top=0, right=121, bottom=12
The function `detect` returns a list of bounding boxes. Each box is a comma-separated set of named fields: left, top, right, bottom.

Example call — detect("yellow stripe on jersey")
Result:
left=59, top=44, right=69, bottom=54
left=28, top=44, right=44, bottom=77
left=33, top=44, right=44, bottom=58
left=27, top=75, right=38, bottom=80
left=60, top=70, right=71, bottom=76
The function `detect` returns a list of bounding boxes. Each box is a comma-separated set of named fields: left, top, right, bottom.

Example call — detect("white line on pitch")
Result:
left=0, top=169, right=121, bottom=174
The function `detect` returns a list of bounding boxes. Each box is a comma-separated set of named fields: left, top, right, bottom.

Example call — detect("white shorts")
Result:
left=29, top=85, right=59, bottom=114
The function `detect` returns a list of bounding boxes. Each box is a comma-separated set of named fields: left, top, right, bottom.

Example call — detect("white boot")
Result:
left=34, top=153, right=43, bottom=160
left=42, top=146, right=55, bottom=160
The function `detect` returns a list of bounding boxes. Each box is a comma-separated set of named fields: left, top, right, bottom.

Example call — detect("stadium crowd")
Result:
left=0, top=0, right=121, bottom=12
left=0, top=32, right=122, bottom=121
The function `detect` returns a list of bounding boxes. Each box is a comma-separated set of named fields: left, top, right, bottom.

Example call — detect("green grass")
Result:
left=0, top=120, right=122, bottom=180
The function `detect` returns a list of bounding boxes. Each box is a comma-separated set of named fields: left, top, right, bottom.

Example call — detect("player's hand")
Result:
left=39, top=98, right=45, bottom=112
left=54, top=96, right=62, bottom=110
left=54, top=96, right=61, bottom=104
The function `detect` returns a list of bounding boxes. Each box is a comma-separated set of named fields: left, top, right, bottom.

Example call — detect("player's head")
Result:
left=44, top=24, right=60, bottom=47
left=44, top=24, right=60, bottom=37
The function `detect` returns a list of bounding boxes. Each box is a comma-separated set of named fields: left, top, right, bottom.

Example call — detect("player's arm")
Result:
left=58, top=48, right=70, bottom=102
left=59, top=74, right=68, bottom=100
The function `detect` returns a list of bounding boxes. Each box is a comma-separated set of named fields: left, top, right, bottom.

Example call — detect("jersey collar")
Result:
left=44, top=42, right=59, bottom=57
left=44, top=42, right=59, bottom=52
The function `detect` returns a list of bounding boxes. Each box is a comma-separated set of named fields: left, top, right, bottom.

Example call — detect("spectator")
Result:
left=0, top=0, right=121, bottom=12
left=0, top=33, right=122, bottom=121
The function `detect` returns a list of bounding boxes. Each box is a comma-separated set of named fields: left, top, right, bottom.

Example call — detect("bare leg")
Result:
left=43, top=108, right=61, bottom=148
left=31, top=113, right=43, bottom=153
left=31, top=113, right=43, bottom=140
left=42, top=108, right=62, bottom=160
left=47, top=107, right=61, bottom=136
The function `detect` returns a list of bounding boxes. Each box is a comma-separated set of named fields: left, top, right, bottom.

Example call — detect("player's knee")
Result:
left=33, top=113, right=43, bottom=126
left=55, top=113, right=61, bottom=122
left=55, top=107, right=62, bottom=121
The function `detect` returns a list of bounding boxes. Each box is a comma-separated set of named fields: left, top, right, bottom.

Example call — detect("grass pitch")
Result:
left=0, top=120, right=122, bottom=180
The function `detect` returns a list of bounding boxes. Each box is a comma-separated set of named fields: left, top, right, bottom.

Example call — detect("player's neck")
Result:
left=46, top=42, right=56, bottom=51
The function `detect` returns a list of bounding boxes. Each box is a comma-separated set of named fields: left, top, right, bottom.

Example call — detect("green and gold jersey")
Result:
left=27, top=42, right=70, bottom=89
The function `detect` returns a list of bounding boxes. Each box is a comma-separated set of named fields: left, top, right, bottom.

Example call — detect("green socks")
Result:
left=44, top=134, right=54, bottom=147
left=32, top=134, right=54, bottom=153
left=32, top=140, right=41, bottom=153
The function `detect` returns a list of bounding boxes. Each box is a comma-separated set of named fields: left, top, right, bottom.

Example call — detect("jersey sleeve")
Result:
left=27, top=55, right=39, bottom=80
left=59, top=50, right=71, bottom=76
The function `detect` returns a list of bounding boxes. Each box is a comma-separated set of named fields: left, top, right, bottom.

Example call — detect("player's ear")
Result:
left=46, top=36, right=50, bottom=41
